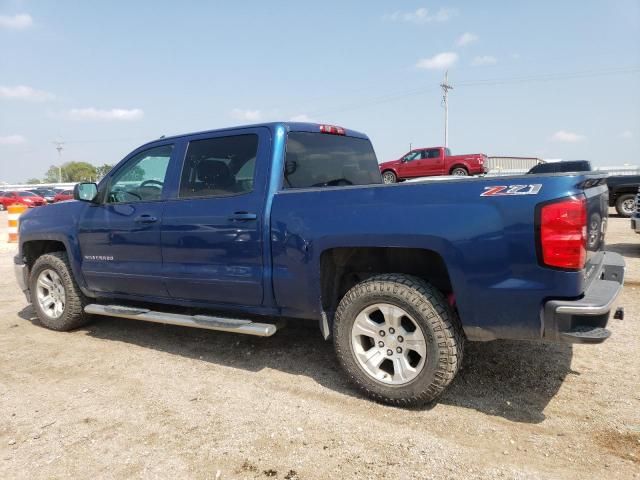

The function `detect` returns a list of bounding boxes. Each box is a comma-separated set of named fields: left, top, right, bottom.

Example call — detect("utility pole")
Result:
left=53, top=140, right=64, bottom=183
left=440, top=70, right=453, bottom=148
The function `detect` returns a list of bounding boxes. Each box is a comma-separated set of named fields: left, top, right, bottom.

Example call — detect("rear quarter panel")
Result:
left=270, top=174, right=595, bottom=341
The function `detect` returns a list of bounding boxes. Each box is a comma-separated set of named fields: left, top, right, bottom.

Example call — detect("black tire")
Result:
left=333, top=274, right=464, bottom=407
left=29, top=251, right=90, bottom=331
left=382, top=171, right=397, bottom=184
left=450, top=166, right=469, bottom=176
left=615, top=193, right=636, bottom=217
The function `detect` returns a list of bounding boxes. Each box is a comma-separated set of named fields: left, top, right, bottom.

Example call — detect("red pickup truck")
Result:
left=379, top=146, right=487, bottom=183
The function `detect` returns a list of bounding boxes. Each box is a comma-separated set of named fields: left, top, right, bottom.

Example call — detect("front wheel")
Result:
left=0, top=203, right=5, bottom=211
left=382, top=171, right=397, bottom=184
left=615, top=194, right=636, bottom=217
left=333, top=274, right=464, bottom=406
left=30, top=252, right=90, bottom=331
left=450, top=167, right=469, bottom=176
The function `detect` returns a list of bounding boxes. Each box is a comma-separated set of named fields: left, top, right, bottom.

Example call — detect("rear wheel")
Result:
left=382, top=171, right=397, bottom=184
left=0, top=203, right=5, bottom=211
left=333, top=274, right=464, bottom=406
left=30, top=252, right=90, bottom=331
left=450, top=167, right=469, bottom=176
left=615, top=194, right=636, bottom=217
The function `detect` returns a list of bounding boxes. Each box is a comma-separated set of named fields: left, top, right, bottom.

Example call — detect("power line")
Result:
left=304, top=65, right=640, bottom=118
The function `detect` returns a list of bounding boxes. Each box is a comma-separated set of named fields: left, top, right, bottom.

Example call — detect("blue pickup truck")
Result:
left=14, top=122, right=625, bottom=406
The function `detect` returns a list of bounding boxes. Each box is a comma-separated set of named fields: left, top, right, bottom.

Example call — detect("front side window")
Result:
left=179, top=134, right=258, bottom=198
left=107, top=145, right=173, bottom=204
left=284, top=132, right=381, bottom=189
left=403, top=151, right=421, bottom=162
left=18, top=191, right=36, bottom=197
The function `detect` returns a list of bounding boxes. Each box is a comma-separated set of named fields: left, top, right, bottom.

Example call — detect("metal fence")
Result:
left=594, top=166, right=640, bottom=176
left=486, top=156, right=542, bottom=176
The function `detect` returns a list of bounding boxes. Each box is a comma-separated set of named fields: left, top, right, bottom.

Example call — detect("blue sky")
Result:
left=1, top=0, right=639, bottom=182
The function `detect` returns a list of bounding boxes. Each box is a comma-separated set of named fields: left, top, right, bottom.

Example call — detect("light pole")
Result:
left=53, top=140, right=64, bottom=183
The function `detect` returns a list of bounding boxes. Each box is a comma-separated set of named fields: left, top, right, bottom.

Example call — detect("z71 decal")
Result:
left=480, top=184, right=542, bottom=197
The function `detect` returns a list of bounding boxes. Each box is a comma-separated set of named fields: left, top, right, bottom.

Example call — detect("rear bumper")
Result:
left=542, top=251, right=625, bottom=344
left=632, top=216, right=640, bottom=233
left=13, top=255, right=30, bottom=302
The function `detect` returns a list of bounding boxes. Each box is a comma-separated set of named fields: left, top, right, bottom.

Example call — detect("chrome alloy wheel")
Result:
left=621, top=198, right=636, bottom=216
left=351, top=303, right=427, bottom=385
left=382, top=171, right=396, bottom=184
left=36, top=269, right=66, bottom=319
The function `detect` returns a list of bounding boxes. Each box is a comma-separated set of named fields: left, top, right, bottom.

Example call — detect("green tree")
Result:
left=95, top=164, right=114, bottom=180
left=63, top=162, right=97, bottom=182
left=44, top=162, right=98, bottom=183
left=44, top=165, right=61, bottom=183
left=26, top=178, right=42, bottom=184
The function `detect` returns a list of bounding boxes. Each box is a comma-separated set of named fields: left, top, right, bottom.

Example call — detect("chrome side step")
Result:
left=84, top=304, right=278, bottom=337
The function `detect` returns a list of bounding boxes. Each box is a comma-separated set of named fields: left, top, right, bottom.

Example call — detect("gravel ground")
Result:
left=0, top=211, right=638, bottom=479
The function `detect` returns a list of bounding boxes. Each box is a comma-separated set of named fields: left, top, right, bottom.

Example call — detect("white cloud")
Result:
left=66, top=108, right=144, bottom=121
left=385, top=7, right=457, bottom=24
left=0, top=134, right=26, bottom=145
left=289, top=114, right=315, bottom=122
left=456, top=32, right=478, bottom=46
left=416, top=52, right=458, bottom=70
left=0, top=85, right=55, bottom=101
left=619, top=129, right=633, bottom=139
left=510, top=53, right=521, bottom=60
left=551, top=130, right=586, bottom=143
left=230, top=108, right=262, bottom=122
left=0, top=13, right=33, bottom=29
left=471, top=55, right=498, bottom=66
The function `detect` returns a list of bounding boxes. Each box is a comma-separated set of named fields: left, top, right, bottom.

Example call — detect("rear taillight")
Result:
left=319, top=124, right=346, bottom=135
left=539, top=196, right=587, bottom=270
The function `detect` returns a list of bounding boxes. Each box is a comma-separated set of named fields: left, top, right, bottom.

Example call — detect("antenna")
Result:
left=440, top=70, right=454, bottom=148
left=52, top=139, right=65, bottom=183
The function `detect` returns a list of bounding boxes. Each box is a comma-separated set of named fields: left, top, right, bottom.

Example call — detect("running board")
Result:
left=84, top=304, right=278, bottom=337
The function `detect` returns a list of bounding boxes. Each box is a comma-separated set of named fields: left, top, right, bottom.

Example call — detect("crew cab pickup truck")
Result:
left=379, top=146, right=487, bottom=183
left=14, top=122, right=625, bottom=406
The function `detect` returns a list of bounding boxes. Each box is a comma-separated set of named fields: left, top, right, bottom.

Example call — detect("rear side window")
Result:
left=284, top=132, right=381, bottom=189
left=179, top=134, right=258, bottom=198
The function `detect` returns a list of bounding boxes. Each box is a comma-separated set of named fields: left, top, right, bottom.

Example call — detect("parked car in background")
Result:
left=379, top=146, right=487, bottom=183
left=0, top=191, right=9, bottom=210
left=53, top=189, right=74, bottom=203
left=606, top=175, right=640, bottom=217
left=0, top=191, right=47, bottom=209
left=28, top=188, right=58, bottom=203
left=14, top=122, right=624, bottom=406
left=631, top=186, right=640, bottom=234
left=527, top=160, right=592, bottom=174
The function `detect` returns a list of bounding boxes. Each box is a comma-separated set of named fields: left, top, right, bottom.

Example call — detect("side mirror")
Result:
left=74, top=182, right=98, bottom=202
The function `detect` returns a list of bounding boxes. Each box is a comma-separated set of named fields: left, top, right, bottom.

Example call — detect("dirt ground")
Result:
left=0, top=212, right=638, bottom=480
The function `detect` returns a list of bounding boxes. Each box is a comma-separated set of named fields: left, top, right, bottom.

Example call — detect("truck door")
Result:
left=77, top=143, right=175, bottom=297
left=400, top=150, right=423, bottom=178
left=160, top=128, right=270, bottom=307
left=423, top=148, right=445, bottom=175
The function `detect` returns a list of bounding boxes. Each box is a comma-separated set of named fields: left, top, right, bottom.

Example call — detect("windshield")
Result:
left=18, top=191, right=36, bottom=197
left=284, top=132, right=382, bottom=189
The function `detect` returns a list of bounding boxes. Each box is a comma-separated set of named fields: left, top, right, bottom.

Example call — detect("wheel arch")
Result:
left=381, top=168, right=399, bottom=179
left=318, top=246, right=454, bottom=338
left=20, top=235, right=92, bottom=297
left=449, top=163, right=469, bottom=174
